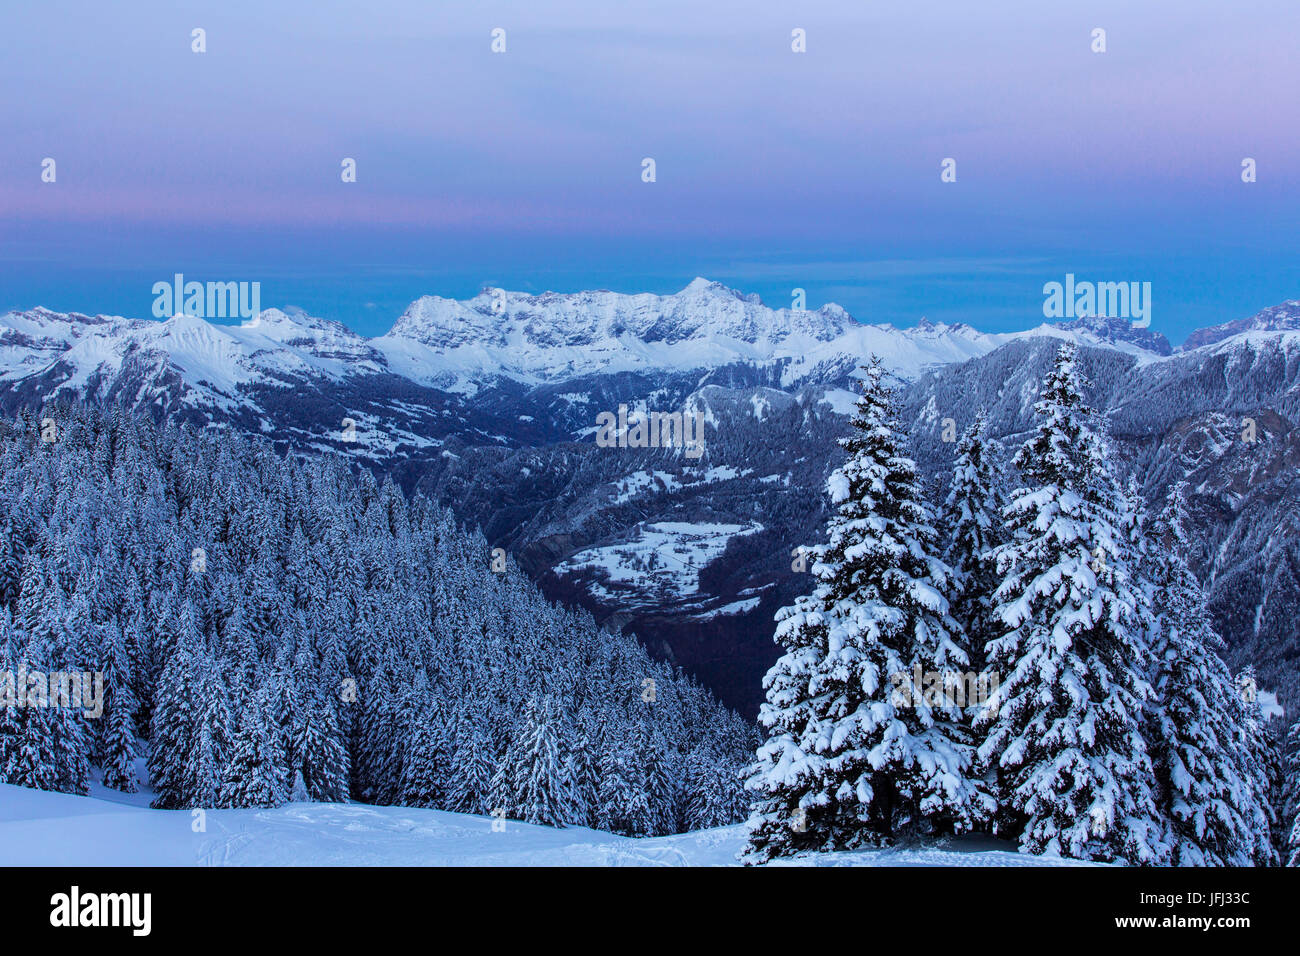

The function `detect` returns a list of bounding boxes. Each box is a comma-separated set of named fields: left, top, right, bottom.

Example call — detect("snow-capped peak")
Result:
left=373, top=280, right=1001, bottom=391
left=11, top=288, right=1300, bottom=415
left=1180, top=300, right=1300, bottom=351
left=681, top=276, right=726, bottom=294
left=1050, top=314, right=1173, bottom=356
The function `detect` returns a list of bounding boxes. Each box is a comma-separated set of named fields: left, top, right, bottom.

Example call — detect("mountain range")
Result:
left=4, top=280, right=1297, bottom=716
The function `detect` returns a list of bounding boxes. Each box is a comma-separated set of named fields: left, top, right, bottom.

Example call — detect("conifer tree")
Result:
left=1233, top=666, right=1282, bottom=866
left=0, top=614, right=22, bottom=781
left=490, top=696, right=574, bottom=827
left=50, top=696, right=90, bottom=797
left=1282, top=720, right=1300, bottom=867
left=185, top=660, right=232, bottom=808
left=977, top=343, right=1166, bottom=864
left=686, top=748, right=749, bottom=831
left=563, top=718, right=599, bottom=828
left=1, top=626, right=63, bottom=792
left=1146, top=487, right=1269, bottom=865
left=101, top=686, right=139, bottom=793
left=447, top=708, right=496, bottom=816
left=148, top=607, right=202, bottom=809
left=98, top=619, right=139, bottom=792
left=941, top=410, right=1003, bottom=676
left=745, top=358, right=986, bottom=864
left=597, top=746, right=652, bottom=837
left=293, top=691, right=349, bottom=802
left=399, top=703, right=447, bottom=809
left=222, top=690, right=288, bottom=808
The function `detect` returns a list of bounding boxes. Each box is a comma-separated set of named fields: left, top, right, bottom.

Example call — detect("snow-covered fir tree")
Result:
left=147, top=603, right=205, bottom=809
left=185, top=657, right=233, bottom=809
left=399, top=696, right=449, bottom=809
left=940, top=410, right=1004, bottom=677
left=685, top=747, right=749, bottom=831
left=221, top=688, right=287, bottom=809
left=489, top=695, right=574, bottom=828
left=98, top=620, right=139, bottom=793
left=1232, top=665, right=1283, bottom=866
left=0, top=614, right=63, bottom=792
left=744, top=357, right=988, bottom=864
left=596, top=744, right=653, bottom=837
left=977, top=343, right=1167, bottom=864
left=1145, top=485, right=1272, bottom=865
left=446, top=707, right=495, bottom=816
left=1283, top=720, right=1300, bottom=867
left=2, top=555, right=91, bottom=796
left=563, top=714, right=600, bottom=828
left=292, top=689, right=349, bottom=803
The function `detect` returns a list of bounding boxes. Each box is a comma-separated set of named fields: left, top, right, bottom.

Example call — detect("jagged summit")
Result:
left=681, top=276, right=728, bottom=293
left=1052, top=313, right=1173, bottom=356
left=372, top=280, right=999, bottom=390
left=677, top=276, right=764, bottom=305
left=1181, top=300, right=1300, bottom=351
left=385, top=278, right=850, bottom=348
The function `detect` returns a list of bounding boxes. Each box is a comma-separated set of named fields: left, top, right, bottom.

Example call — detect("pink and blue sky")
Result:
left=2, top=0, right=1298, bottom=340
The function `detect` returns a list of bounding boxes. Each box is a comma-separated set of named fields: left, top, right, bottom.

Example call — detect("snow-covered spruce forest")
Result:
left=0, top=403, right=755, bottom=835
left=746, top=345, right=1299, bottom=867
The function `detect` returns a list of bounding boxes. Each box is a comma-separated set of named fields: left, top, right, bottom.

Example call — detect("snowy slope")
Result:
left=0, top=307, right=144, bottom=382
left=554, top=520, right=763, bottom=611
left=0, top=783, right=1094, bottom=867
left=2, top=308, right=384, bottom=401
left=1003, top=319, right=1172, bottom=365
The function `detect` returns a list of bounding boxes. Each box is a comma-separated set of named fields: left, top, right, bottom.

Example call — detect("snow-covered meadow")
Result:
left=0, top=778, right=1090, bottom=867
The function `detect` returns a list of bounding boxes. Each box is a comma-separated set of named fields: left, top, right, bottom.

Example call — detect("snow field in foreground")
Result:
left=0, top=782, right=1095, bottom=867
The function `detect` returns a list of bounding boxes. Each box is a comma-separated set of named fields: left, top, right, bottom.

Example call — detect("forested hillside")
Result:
left=0, top=403, right=754, bottom=833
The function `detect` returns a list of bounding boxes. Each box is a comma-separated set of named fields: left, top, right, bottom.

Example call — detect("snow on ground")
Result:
left=687, top=464, right=752, bottom=484
left=1258, top=690, right=1285, bottom=721
left=819, top=387, right=860, bottom=416
left=691, top=597, right=762, bottom=620
left=553, top=521, right=761, bottom=608
left=0, top=782, right=1094, bottom=867
left=609, top=470, right=683, bottom=504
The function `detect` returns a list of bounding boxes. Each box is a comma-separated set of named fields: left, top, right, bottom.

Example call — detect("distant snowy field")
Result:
left=0, top=778, right=1093, bottom=867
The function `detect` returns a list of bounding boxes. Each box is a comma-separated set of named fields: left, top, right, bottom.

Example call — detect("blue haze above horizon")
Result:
left=2, top=1, right=1298, bottom=344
